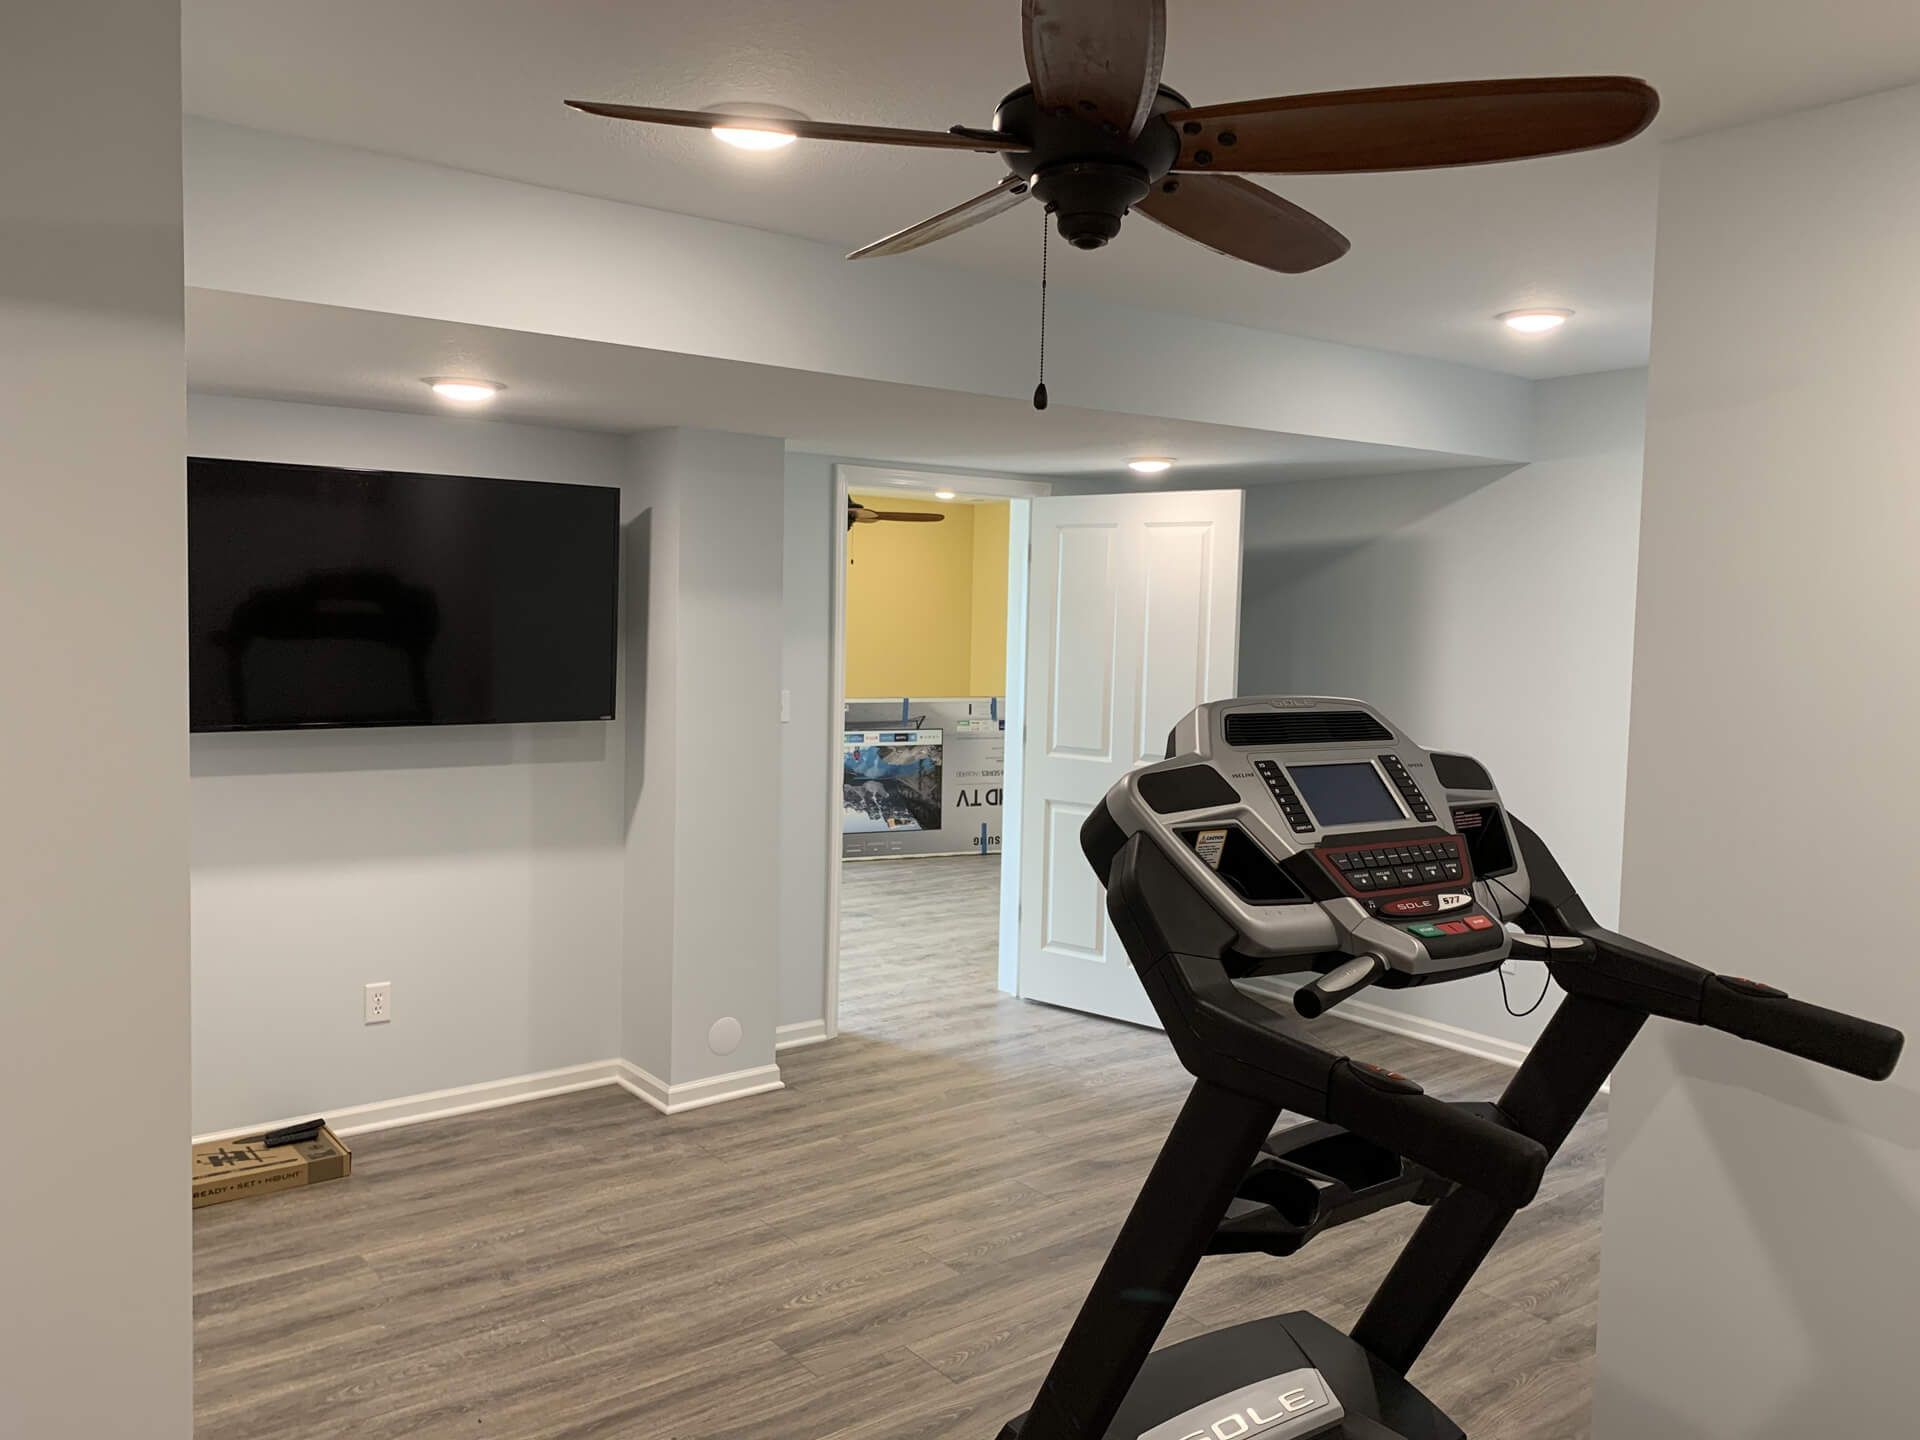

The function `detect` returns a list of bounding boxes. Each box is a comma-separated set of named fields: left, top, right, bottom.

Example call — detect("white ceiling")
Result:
left=183, top=1, right=1920, bottom=379
left=186, top=290, right=1490, bottom=485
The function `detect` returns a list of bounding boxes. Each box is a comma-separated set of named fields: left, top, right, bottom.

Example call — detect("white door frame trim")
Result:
left=824, top=464, right=1052, bottom=1037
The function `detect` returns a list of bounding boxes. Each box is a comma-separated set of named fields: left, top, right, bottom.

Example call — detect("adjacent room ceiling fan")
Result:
left=848, top=499, right=947, bottom=532
left=568, top=0, right=1659, bottom=276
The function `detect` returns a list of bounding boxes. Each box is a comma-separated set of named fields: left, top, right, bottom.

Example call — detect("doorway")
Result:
left=822, top=466, right=1247, bottom=1037
left=826, top=465, right=1050, bottom=1035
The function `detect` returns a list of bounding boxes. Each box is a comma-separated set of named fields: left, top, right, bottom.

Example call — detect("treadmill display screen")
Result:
left=1287, top=762, right=1404, bottom=828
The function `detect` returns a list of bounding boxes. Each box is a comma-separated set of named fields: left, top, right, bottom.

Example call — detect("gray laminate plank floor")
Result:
left=194, top=854, right=1603, bottom=1439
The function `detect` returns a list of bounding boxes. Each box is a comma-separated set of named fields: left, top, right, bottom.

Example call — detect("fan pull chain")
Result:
left=1033, top=211, right=1050, bottom=412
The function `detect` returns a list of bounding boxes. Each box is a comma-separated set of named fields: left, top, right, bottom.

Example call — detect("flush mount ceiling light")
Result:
left=1128, top=457, right=1175, bottom=475
left=934, top=489, right=958, bottom=500
left=425, top=377, right=504, bottom=404
left=1498, top=308, right=1573, bottom=335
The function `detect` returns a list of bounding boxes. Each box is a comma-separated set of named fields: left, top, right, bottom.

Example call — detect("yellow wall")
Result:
left=845, top=495, right=1010, bottom=698
left=969, top=501, right=1010, bottom=695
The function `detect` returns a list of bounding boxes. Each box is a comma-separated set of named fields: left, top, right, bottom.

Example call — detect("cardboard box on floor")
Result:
left=192, top=1127, right=352, bottom=1209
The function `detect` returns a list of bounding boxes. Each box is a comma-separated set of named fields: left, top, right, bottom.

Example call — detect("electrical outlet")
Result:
left=364, top=981, right=392, bottom=1024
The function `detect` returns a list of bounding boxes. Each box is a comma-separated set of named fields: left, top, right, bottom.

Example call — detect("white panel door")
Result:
left=1015, top=490, right=1242, bottom=1025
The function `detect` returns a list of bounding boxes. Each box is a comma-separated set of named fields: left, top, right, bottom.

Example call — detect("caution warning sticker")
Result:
left=1194, top=828, right=1229, bottom=870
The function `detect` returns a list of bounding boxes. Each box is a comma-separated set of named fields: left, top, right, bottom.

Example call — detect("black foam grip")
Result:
left=1294, top=956, right=1386, bottom=1019
left=1700, top=977, right=1905, bottom=1082
left=1325, top=1060, right=1548, bottom=1209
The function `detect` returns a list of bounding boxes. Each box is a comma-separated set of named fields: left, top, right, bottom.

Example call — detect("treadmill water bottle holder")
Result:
left=1213, top=1122, right=1431, bottom=1258
left=1210, top=1108, right=1508, bottom=1258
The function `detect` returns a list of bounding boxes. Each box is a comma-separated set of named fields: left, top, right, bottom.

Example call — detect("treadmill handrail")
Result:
left=1357, top=816, right=1904, bottom=1378
left=1512, top=816, right=1904, bottom=1082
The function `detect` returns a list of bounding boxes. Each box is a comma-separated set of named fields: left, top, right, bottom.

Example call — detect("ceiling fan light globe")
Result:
left=712, top=126, right=797, bottom=151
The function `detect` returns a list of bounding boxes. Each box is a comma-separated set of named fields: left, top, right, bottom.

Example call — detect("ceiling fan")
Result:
left=567, top=0, right=1659, bottom=277
left=848, top=499, right=948, bottom=532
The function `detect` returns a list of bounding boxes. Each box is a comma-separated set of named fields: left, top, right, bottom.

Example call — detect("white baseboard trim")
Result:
left=614, top=1060, right=785, bottom=1115
left=192, top=1058, right=630, bottom=1144
left=775, top=1019, right=831, bottom=1051
left=1242, top=979, right=1535, bottom=1071
left=189, top=988, right=1573, bottom=1148
left=195, top=1054, right=788, bottom=1143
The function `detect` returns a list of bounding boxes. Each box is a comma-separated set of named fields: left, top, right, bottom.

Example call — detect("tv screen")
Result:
left=842, top=729, right=944, bottom=833
left=189, top=458, right=619, bottom=732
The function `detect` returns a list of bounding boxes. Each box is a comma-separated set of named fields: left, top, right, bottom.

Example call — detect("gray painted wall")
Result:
left=182, top=411, right=1006, bottom=1122
left=623, top=429, right=787, bottom=1089
left=186, top=398, right=629, bottom=1133
left=621, top=432, right=679, bottom=1076
left=780, top=454, right=836, bottom=1033
left=1230, top=371, right=1647, bottom=1051
left=1, top=4, right=191, bottom=1432
left=1593, top=85, right=1920, bottom=1437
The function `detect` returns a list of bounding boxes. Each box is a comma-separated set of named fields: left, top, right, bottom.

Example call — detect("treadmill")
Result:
left=999, top=696, right=1904, bottom=1440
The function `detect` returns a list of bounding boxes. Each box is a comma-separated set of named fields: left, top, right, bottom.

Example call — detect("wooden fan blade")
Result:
left=1166, top=76, right=1659, bottom=174
left=566, top=101, right=1026, bottom=154
left=849, top=177, right=1031, bottom=260
left=1136, top=175, right=1349, bottom=274
left=1021, top=0, right=1166, bottom=139
left=869, top=511, right=946, bottom=523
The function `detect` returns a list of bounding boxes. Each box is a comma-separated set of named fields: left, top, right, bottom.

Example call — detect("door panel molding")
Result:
left=1046, top=524, right=1120, bottom=760
left=1137, top=519, right=1217, bottom=763
left=1040, top=800, right=1107, bottom=960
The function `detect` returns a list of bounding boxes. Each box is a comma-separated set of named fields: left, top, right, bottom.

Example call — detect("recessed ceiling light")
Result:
left=934, top=489, right=957, bottom=500
left=1128, top=457, right=1175, bottom=475
left=1498, top=308, right=1573, bottom=335
left=712, top=125, right=797, bottom=151
left=425, top=377, right=504, bottom=404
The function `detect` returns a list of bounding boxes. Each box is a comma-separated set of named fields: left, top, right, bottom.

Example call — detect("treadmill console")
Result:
left=1102, top=697, right=1530, bottom=987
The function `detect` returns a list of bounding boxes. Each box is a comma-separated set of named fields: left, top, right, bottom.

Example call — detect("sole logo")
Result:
left=1138, top=1369, right=1345, bottom=1440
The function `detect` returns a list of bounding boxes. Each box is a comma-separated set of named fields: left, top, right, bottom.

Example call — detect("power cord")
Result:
left=1479, top=869, right=1554, bottom=1018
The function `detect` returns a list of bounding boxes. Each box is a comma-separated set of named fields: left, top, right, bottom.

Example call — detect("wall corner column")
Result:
left=620, top=429, right=787, bottom=1109
left=1, top=4, right=191, bottom=1433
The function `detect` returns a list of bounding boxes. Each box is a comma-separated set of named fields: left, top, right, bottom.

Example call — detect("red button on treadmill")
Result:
left=1438, top=921, right=1469, bottom=935
left=1464, top=915, right=1495, bottom=931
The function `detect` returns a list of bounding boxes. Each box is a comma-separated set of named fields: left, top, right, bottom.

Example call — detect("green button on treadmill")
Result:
left=1410, top=923, right=1445, bottom=938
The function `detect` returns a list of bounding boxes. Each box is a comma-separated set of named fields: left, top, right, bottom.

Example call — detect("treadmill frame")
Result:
left=1001, top=807, right=1901, bottom=1440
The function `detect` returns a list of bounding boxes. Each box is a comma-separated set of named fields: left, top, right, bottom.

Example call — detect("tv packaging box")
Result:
left=192, top=1127, right=352, bottom=1209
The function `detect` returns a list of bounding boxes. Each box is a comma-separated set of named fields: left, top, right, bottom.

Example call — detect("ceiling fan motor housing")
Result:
left=994, top=84, right=1186, bottom=249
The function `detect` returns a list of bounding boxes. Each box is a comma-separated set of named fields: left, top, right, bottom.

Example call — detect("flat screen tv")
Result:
left=189, top=458, right=619, bottom=732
